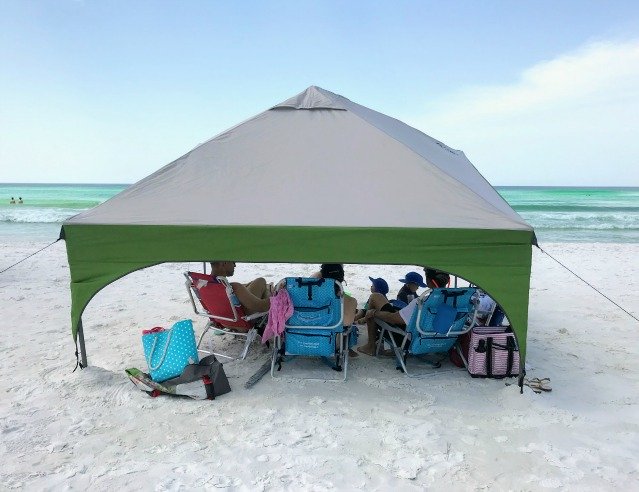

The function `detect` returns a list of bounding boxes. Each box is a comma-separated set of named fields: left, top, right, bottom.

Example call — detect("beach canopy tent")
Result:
left=61, top=86, right=536, bottom=375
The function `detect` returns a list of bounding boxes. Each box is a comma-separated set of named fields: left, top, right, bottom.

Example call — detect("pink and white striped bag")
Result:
left=468, top=327, right=520, bottom=378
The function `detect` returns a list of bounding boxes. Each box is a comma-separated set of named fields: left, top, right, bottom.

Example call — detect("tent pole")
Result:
left=78, top=318, right=88, bottom=368
left=203, top=262, right=207, bottom=274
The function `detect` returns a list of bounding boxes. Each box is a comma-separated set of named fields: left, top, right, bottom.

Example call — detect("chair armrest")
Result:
left=244, top=311, right=268, bottom=321
left=375, top=318, right=405, bottom=335
left=374, top=318, right=409, bottom=355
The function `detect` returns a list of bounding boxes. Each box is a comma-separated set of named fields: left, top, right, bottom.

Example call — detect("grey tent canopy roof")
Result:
left=66, top=86, right=532, bottom=234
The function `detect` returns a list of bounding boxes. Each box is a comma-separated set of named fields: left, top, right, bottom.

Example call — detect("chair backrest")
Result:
left=474, top=291, right=497, bottom=326
left=411, top=287, right=478, bottom=337
left=284, top=277, right=344, bottom=330
left=185, top=272, right=252, bottom=330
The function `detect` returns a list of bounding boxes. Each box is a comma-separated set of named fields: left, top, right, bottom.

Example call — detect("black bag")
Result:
left=127, top=355, right=231, bottom=400
left=164, top=355, right=231, bottom=399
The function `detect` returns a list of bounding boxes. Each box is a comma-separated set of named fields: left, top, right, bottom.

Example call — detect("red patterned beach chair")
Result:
left=184, top=271, right=267, bottom=361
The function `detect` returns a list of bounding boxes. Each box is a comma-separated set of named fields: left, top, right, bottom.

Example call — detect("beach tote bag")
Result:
left=142, top=319, right=199, bottom=382
left=467, top=327, right=520, bottom=378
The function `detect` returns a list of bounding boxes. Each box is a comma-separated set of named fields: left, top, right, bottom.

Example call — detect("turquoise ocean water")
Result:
left=1, top=183, right=638, bottom=243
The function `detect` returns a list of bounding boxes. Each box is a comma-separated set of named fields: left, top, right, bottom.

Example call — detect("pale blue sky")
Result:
left=1, top=1, right=638, bottom=185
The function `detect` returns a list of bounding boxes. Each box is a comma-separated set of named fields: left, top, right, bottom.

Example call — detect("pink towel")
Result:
left=261, top=289, right=293, bottom=343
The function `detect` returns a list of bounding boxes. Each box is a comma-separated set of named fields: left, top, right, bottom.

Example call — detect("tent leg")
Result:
left=78, top=318, right=88, bottom=368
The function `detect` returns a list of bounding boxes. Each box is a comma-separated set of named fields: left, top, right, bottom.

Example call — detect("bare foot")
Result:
left=356, top=344, right=376, bottom=356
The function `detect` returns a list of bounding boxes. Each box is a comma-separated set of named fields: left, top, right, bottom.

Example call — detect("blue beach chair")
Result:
left=271, top=277, right=352, bottom=381
left=375, top=287, right=478, bottom=376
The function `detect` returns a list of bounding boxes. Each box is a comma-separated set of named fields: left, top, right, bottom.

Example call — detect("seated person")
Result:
left=396, top=271, right=427, bottom=304
left=354, top=276, right=389, bottom=322
left=313, top=263, right=358, bottom=326
left=423, top=267, right=450, bottom=288
left=312, top=263, right=359, bottom=357
left=357, top=268, right=450, bottom=355
left=208, top=261, right=271, bottom=316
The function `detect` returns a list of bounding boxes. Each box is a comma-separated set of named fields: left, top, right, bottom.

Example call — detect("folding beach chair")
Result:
left=375, top=287, right=479, bottom=376
left=184, top=272, right=267, bottom=361
left=270, top=277, right=351, bottom=381
left=474, top=291, right=507, bottom=327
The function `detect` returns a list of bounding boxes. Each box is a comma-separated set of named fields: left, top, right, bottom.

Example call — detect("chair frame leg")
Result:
left=454, top=340, right=469, bottom=369
left=197, top=322, right=257, bottom=361
left=377, top=323, right=444, bottom=377
left=340, top=332, right=349, bottom=381
left=377, top=324, right=411, bottom=375
left=270, top=336, right=281, bottom=378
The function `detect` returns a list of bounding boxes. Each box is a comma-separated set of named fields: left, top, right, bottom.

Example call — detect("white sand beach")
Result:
left=1, top=240, right=638, bottom=490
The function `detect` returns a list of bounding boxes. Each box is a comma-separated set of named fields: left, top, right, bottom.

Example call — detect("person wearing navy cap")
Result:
left=354, top=276, right=389, bottom=322
left=397, top=271, right=427, bottom=305
left=368, top=277, right=389, bottom=297
left=356, top=275, right=405, bottom=355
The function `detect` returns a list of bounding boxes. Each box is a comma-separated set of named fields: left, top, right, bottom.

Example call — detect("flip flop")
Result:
left=524, top=377, right=552, bottom=393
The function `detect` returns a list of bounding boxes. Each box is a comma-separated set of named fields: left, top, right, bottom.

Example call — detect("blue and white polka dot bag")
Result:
left=142, top=319, right=199, bottom=382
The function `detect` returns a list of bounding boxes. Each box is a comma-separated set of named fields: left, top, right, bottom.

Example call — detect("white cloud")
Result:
left=409, top=39, right=639, bottom=185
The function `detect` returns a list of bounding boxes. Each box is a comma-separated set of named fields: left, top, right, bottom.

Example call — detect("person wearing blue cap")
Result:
left=396, top=271, right=427, bottom=305
left=355, top=276, right=405, bottom=355
left=356, top=268, right=451, bottom=356
left=354, top=276, right=390, bottom=322
left=368, top=277, right=389, bottom=298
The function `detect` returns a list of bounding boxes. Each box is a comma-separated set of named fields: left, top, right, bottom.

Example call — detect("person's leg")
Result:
left=356, top=317, right=380, bottom=355
left=343, top=295, right=357, bottom=326
left=244, top=277, right=269, bottom=300
left=342, top=295, right=359, bottom=357
left=367, top=293, right=390, bottom=311
left=231, top=282, right=270, bottom=314
left=356, top=294, right=398, bottom=355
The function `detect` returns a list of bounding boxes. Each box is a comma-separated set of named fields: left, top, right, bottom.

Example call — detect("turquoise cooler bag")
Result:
left=142, top=319, right=199, bottom=382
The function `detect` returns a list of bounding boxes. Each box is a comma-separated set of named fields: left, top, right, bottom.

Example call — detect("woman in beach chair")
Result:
left=184, top=261, right=271, bottom=360
left=208, top=261, right=271, bottom=317
left=312, top=264, right=358, bottom=326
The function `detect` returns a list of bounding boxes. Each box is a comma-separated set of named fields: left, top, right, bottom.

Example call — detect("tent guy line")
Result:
left=0, top=238, right=60, bottom=275
left=537, top=245, right=639, bottom=323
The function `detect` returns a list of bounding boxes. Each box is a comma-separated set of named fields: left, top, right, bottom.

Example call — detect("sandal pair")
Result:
left=524, top=377, right=552, bottom=393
